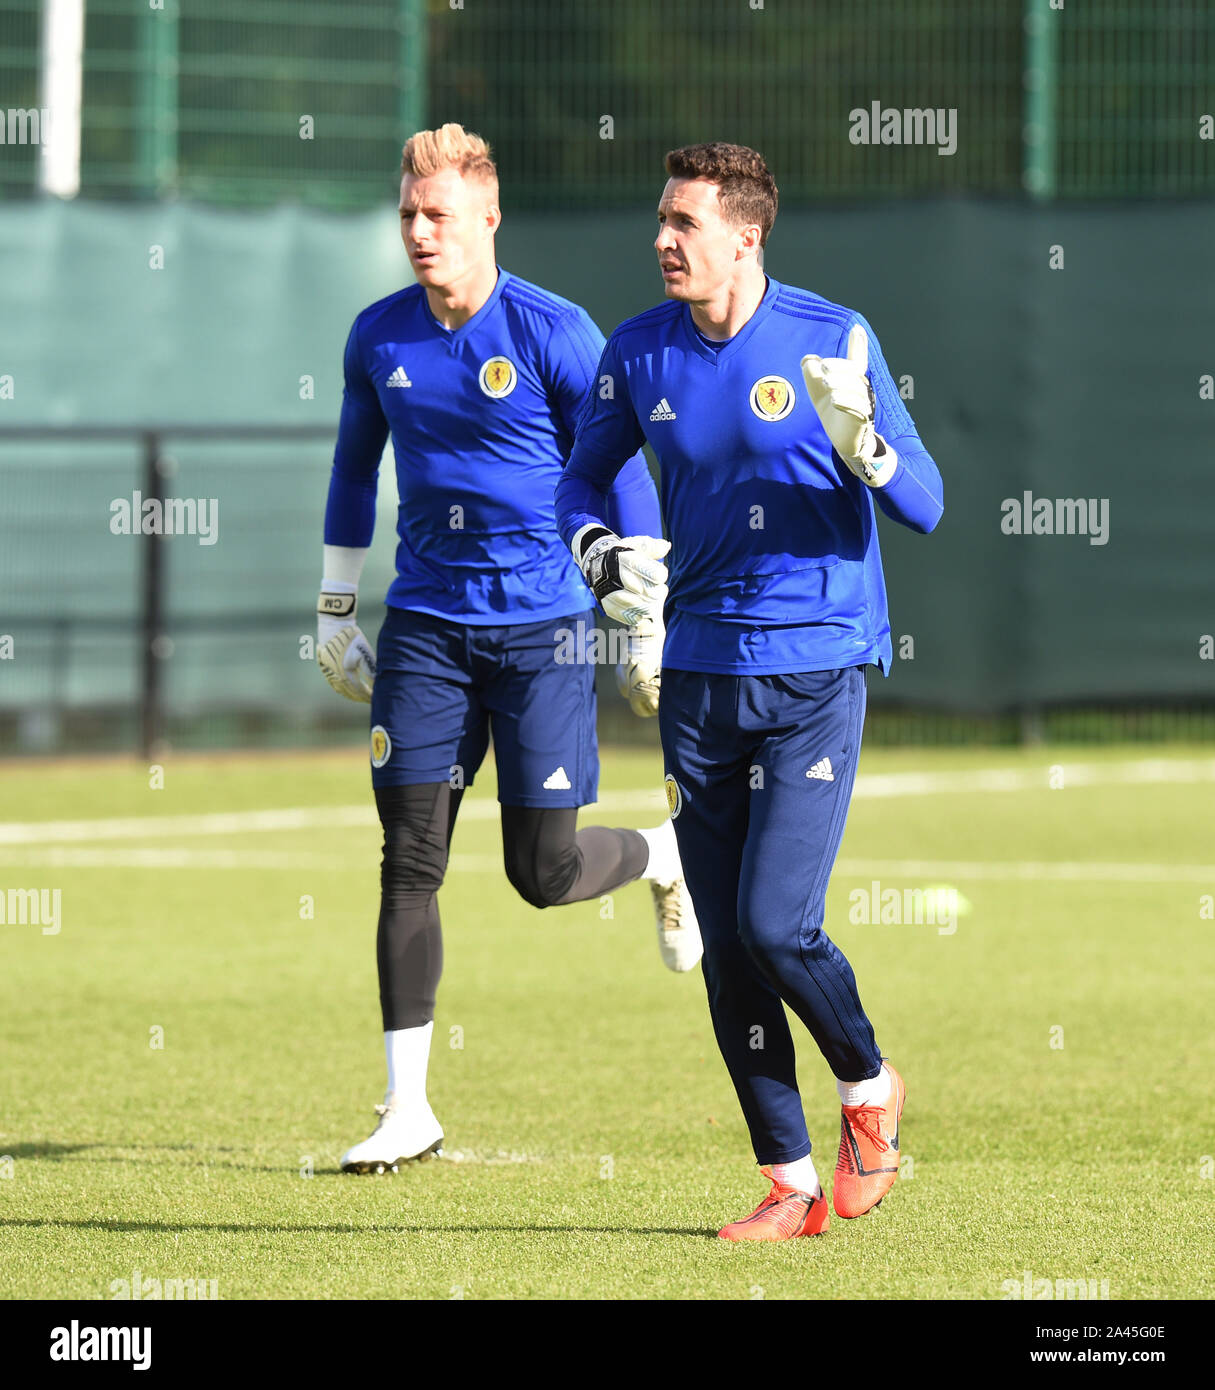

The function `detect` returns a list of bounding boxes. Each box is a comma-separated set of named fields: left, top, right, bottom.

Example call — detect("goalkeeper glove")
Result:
left=800, top=324, right=898, bottom=488
left=570, top=524, right=670, bottom=627
left=615, top=611, right=664, bottom=718
left=316, top=583, right=376, bottom=703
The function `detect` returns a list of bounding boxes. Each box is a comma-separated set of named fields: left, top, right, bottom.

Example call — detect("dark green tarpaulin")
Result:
left=1, top=199, right=1212, bottom=717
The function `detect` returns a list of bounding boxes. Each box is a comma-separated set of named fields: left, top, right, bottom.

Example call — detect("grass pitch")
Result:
left=1, top=742, right=1212, bottom=1300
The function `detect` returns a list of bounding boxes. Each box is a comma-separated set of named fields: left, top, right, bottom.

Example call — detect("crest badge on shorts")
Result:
left=478, top=355, right=518, bottom=399
left=370, top=725, right=392, bottom=768
left=664, top=773, right=683, bottom=819
left=749, top=374, right=795, bottom=421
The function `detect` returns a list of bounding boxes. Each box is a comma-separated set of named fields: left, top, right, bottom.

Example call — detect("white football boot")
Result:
left=642, top=819, right=703, bottom=972
left=645, top=817, right=700, bottom=973
left=340, top=1093, right=444, bottom=1174
left=650, top=874, right=704, bottom=972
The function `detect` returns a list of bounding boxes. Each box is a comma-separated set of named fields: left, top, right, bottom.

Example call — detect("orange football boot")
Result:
left=833, top=1061, right=905, bottom=1217
left=717, top=1166, right=830, bottom=1241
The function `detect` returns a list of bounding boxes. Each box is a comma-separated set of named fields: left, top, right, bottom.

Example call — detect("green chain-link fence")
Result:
left=1, top=0, right=1212, bottom=206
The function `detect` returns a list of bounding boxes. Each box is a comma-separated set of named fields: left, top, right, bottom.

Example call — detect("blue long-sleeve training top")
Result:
left=554, top=275, right=943, bottom=674
left=325, top=267, right=660, bottom=623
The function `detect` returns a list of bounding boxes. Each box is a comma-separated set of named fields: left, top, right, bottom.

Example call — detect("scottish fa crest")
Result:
left=478, top=355, right=518, bottom=398
left=370, top=725, right=392, bottom=768
left=749, top=374, right=795, bottom=421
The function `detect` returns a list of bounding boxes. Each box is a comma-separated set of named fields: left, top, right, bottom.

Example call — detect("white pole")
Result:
left=38, top=0, right=86, bottom=198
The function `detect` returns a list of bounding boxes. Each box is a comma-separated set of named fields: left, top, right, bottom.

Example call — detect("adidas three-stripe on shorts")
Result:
left=658, top=664, right=884, bottom=1165
left=368, top=605, right=598, bottom=808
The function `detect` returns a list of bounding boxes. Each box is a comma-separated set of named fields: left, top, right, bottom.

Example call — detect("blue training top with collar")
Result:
left=325, top=267, right=659, bottom=624
left=554, top=275, right=944, bottom=675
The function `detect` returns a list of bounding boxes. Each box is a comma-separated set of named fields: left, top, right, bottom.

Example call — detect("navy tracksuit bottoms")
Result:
left=659, top=664, right=884, bottom=1165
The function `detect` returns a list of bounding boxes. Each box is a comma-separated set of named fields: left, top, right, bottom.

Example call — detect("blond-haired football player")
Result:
left=318, top=125, right=702, bottom=1173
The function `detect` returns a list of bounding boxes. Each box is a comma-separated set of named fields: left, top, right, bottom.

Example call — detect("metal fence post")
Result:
left=135, top=2, right=179, bottom=196
left=399, top=0, right=428, bottom=143
left=139, top=430, right=168, bottom=759
left=1023, top=0, right=1058, bottom=200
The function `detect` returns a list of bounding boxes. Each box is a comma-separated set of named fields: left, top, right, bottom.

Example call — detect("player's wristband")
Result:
left=570, top=523, right=615, bottom=566
left=317, top=583, right=360, bottom=648
left=853, top=436, right=899, bottom=488
left=317, top=585, right=357, bottom=621
left=570, top=524, right=627, bottom=606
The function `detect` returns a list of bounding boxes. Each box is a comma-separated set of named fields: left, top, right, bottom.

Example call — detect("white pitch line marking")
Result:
left=834, top=859, right=1215, bottom=884
left=0, top=847, right=1209, bottom=883
left=0, top=848, right=505, bottom=871
left=850, top=757, right=1215, bottom=799
left=0, top=758, right=1211, bottom=848
left=0, top=788, right=665, bottom=846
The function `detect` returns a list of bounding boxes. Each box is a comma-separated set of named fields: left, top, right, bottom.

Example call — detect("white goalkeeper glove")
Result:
left=801, top=324, right=898, bottom=488
left=316, top=583, right=376, bottom=703
left=615, top=611, right=664, bottom=718
left=571, top=524, right=670, bottom=627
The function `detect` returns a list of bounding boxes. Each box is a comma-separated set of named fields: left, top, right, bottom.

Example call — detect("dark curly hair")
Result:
left=664, top=142, right=779, bottom=246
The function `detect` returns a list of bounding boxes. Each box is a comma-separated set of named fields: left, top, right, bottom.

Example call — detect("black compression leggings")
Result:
left=375, top=782, right=649, bottom=1030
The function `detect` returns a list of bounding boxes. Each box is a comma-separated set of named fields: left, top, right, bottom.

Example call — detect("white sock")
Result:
left=384, top=1022, right=433, bottom=1108
left=771, top=1155, right=821, bottom=1197
left=639, top=819, right=681, bottom=883
left=836, top=1064, right=891, bottom=1108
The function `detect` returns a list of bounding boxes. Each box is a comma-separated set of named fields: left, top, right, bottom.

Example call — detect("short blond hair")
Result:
left=400, top=123, right=497, bottom=189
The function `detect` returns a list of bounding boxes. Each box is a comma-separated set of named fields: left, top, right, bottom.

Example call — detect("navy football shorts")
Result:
left=368, top=605, right=599, bottom=808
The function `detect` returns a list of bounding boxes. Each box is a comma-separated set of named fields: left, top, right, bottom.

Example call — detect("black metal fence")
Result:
left=0, top=424, right=339, bottom=758
left=2, top=422, right=1214, bottom=758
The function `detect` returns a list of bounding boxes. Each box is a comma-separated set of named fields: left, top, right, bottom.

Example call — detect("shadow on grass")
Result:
left=0, top=1217, right=714, bottom=1238
left=3, top=1149, right=568, bottom=1175
left=1, top=1142, right=248, bottom=1164
left=0, top=1142, right=112, bottom=1159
